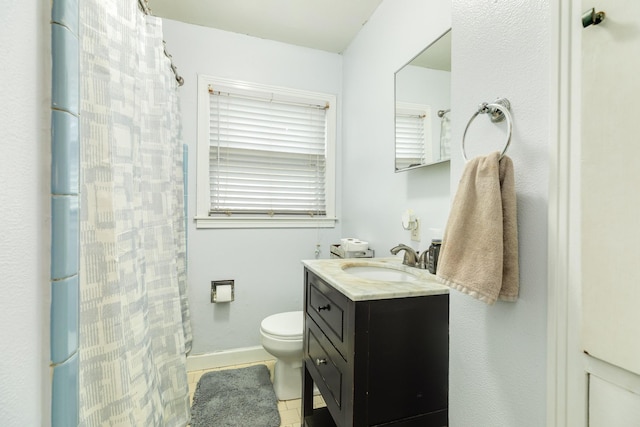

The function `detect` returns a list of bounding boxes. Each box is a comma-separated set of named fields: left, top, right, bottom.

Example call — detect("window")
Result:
left=196, top=76, right=336, bottom=228
left=395, top=102, right=432, bottom=170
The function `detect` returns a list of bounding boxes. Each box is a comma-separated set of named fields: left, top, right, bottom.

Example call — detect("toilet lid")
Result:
left=261, top=311, right=303, bottom=339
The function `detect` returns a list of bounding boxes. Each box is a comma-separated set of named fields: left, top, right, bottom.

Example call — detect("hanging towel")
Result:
left=436, top=151, right=519, bottom=304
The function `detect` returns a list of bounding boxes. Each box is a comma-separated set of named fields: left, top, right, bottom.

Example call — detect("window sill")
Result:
left=194, top=216, right=337, bottom=229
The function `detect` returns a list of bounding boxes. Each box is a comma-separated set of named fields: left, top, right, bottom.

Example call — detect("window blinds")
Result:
left=208, top=87, right=328, bottom=216
left=395, top=107, right=429, bottom=170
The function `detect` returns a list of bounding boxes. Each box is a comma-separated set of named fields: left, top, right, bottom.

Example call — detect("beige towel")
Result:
left=436, top=151, right=519, bottom=304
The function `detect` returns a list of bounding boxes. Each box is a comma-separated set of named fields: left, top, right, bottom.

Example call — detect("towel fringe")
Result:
left=436, top=275, right=519, bottom=304
left=436, top=276, right=497, bottom=304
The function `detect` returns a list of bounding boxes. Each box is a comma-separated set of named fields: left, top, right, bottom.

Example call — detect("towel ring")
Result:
left=462, top=98, right=513, bottom=161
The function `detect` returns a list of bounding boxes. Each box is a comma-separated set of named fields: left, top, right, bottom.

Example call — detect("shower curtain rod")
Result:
left=138, top=0, right=185, bottom=87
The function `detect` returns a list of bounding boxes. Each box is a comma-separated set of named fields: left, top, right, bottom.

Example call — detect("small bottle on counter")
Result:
left=427, top=239, right=442, bottom=274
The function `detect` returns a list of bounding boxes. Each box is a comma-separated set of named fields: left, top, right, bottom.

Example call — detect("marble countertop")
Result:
left=302, top=257, right=449, bottom=301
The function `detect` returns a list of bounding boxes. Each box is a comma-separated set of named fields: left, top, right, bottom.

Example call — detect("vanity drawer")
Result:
left=306, top=324, right=343, bottom=409
left=306, top=271, right=349, bottom=358
left=305, top=315, right=350, bottom=426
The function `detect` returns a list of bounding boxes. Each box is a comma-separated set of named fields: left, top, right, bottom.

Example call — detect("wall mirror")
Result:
left=394, top=29, right=451, bottom=172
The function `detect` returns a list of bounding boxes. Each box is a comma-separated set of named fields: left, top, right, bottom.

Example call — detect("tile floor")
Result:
left=187, top=359, right=326, bottom=427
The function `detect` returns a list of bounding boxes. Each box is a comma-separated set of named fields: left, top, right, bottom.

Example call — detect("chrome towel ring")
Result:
left=462, top=98, right=512, bottom=161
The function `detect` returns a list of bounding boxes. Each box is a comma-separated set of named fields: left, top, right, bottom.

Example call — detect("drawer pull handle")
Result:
left=317, top=304, right=331, bottom=312
left=316, top=358, right=327, bottom=366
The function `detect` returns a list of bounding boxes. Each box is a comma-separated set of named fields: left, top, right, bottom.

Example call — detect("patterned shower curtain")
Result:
left=78, top=1, right=192, bottom=425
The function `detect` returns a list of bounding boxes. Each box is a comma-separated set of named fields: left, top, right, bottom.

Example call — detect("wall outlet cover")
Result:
left=411, top=219, right=421, bottom=242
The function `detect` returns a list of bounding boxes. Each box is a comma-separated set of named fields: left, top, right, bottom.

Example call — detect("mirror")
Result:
left=394, top=29, right=451, bottom=172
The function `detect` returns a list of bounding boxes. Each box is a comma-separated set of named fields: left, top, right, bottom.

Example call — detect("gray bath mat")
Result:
left=190, top=364, right=281, bottom=427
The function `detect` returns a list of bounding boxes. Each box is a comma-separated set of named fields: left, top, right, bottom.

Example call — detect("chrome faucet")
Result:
left=390, top=243, right=419, bottom=267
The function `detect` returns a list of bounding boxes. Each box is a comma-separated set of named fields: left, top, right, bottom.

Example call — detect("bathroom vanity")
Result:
left=301, top=258, right=449, bottom=427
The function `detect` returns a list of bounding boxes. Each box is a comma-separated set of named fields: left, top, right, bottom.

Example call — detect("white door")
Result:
left=581, top=0, right=640, bottom=424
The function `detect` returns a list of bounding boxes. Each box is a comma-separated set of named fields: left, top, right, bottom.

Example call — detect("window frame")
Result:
left=195, top=75, right=337, bottom=229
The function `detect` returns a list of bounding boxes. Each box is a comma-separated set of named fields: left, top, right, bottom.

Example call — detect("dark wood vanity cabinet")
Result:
left=302, top=268, right=449, bottom=427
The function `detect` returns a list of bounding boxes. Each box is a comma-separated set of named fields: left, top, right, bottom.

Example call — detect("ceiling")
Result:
left=147, top=0, right=384, bottom=53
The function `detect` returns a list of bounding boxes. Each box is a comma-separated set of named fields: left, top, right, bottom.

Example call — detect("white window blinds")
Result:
left=208, top=85, right=328, bottom=217
left=395, top=103, right=431, bottom=170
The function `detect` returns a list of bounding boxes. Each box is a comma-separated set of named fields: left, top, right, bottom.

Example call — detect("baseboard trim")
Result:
left=186, top=346, right=273, bottom=372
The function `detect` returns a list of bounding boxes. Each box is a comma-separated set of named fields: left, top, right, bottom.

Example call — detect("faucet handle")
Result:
left=418, top=250, right=429, bottom=269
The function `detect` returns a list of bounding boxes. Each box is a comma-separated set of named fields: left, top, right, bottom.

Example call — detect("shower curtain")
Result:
left=78, top=1, right=192, bottom=425
left=439, top=112, right=451, bottom=160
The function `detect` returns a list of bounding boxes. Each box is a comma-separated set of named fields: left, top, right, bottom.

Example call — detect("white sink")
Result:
left=342, top=265, right=420, bottom=282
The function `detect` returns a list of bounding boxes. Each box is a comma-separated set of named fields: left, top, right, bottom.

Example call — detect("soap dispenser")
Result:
left=427, top=239, right=442, bottom=274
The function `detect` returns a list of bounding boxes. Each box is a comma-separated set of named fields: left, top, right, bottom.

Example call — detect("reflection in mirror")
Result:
left=394, top=29, right=451, bottom=172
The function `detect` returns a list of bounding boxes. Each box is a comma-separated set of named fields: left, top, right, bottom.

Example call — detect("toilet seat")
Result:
left=260, top=311, right=303, bottom=341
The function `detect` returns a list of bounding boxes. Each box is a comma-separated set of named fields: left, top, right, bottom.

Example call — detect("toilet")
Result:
left=260, top=311, right=304, bottom=401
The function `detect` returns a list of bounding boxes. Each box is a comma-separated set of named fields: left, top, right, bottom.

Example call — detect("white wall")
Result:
left=341, top=0, right=452, bottom=266
left=450, top=1, right=550, bottom=425
left=161, top=20, right=344, bottom=355
left=342, top=0, right=549, bottom=426
left=0, top=0, right=51, bottom=425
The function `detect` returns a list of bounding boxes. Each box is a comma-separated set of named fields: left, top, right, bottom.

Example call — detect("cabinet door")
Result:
left=581, top=0, right=640, bottom=378
left=589, top=376, right=640, bottom=426
left=581, top=0, right=640, bottom=423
